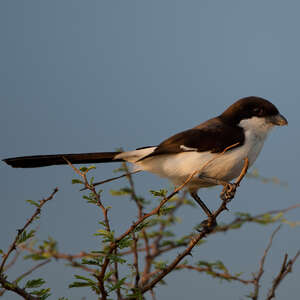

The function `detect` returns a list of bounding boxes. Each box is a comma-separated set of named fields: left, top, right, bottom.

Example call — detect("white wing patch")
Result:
left=180, top=145, right=198, bottom=152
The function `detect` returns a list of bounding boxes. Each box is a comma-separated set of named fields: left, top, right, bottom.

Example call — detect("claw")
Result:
left=196, top=218, right=218, bottom=233
left=220, top=183, right=238, bottom=201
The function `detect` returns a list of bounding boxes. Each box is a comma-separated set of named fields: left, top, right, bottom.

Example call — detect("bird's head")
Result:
left=220, top=96, right=288, bottom=129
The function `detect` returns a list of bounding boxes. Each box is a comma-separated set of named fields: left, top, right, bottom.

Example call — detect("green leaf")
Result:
left=110, top=187, right=132, bottom=196
left=117, top=236, right=132, bottom=249
left=16, top=230, right=36, bottom=244
left=69, top=275, right=98, bottom=290
left=79, top=165, right=96, bottom=173
left=25, top=278, right=46, bottom=289
left=94, top=229, right=114, bottom=242
left=30, top=288, right=51, bottom=299
left=159, top=205, right=175, bottom=215
left=81, top=257, right=103, bottom=266
left=150, top=189, right=167, bottom=198
left=134, top=221, right=149, bottom=232
left=113, top=166, right=126, bottom=173
left=74, top=275, right=96, bottom=284
left=24, top=253, right=48, bottom=261
left=103, top=271, right=114, bottom=281
left=26, top=199, right=40, bottom=207
left=89, top=176, right=95, bottom=185
left=153, top=260, right=167, bottom=270
left=107, top=254, right=126, bottom=264
left=72, top=179, right=84, bottom=185
left=107, top=277, right=127, bottom=292
left=69, top=281, right=92, bottom=288
left=86, top=165, right=96, bottom=171
left=234, top=212, right=252, bottom=218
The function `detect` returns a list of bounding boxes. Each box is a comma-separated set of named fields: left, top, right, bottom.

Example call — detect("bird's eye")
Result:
left=253, top=107, right=264, bottom=116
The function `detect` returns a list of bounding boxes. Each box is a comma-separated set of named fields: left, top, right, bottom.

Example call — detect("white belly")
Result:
left=136, top=129, right=267, bottom=190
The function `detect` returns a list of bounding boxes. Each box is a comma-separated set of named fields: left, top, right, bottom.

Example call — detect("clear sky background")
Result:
left=1, top=1, right=300, bottom=299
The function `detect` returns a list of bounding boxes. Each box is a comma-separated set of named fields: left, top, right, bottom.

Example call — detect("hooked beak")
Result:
left=269, top=114, right=288, bottom=126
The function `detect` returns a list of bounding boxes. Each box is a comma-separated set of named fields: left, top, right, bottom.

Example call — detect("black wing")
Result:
left=139, top=117, right=245, bottom=160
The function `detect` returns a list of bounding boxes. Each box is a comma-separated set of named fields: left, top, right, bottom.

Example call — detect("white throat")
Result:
left=239, top=116, right=274, bottom=140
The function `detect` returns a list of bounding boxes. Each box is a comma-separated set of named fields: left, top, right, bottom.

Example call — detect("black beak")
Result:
left=269, top=114, right=288, bottom=126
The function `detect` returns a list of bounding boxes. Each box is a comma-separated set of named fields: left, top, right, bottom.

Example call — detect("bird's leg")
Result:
left=190, top=192, right=217, bottom=229
left=198, top=175, right=238, bottom=202
left=190, top=191, right=212, bottom=217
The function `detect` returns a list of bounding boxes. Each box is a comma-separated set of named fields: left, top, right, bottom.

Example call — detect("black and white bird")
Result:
left=3, top=96, right=287, bottom=216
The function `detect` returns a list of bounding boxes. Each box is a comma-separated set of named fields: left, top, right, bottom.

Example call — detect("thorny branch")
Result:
left=0, top=188, right=58, bottom=300
left=63, top=157, right=111, bottom=299
left=2, top=154, right=300, bottom=299
left=127, top=158, right=249, bottom=297
left=248, top=224, right=300, bottom=300
left=266, top=250, right=300, bottom=300
left=62, top=155, right=299, bottom=300
left=251, top=225, right=282, bottom=300
left=0, top=188, right=58, bottom=274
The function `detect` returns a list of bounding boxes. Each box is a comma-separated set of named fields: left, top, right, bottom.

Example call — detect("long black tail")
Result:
left=3, top=152, right=123, bottom=168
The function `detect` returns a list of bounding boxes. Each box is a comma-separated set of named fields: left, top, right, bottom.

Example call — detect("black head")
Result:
left=220, top=96, right=287, bottom=126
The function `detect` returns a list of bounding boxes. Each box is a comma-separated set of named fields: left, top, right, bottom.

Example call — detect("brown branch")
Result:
left=68, top=154, right=249, bottom=299
left=19, top=245, right=97, bottom=273
left=216, top=203, right=300, bottom=234
left=113, top=248, right=122, bottom=300
left=3, top=250, right=20, bottom=272
left=80, top=170, right=142, bottom=191
left=139, top=229, right=209, bottom=295
left=115, top=169, right=198, bottom=247
left=0, top=188, right=58, bottom=274
left=122, top=158, right=249, bottom=298
left=122, top=162, right=147, bottom=289
left=92, top=161, right=195, bottom=299
left=175, top=264, right=253, bottom=284
left=251, top=225, right=282, bottom=300
left=0, top=274, right=40, bottom=300
left=64, top=158, right=111, bottom=299
left=131, top=232, right=140, bottom=289
left=266, top=250, right=300, bottom=300
left=14, top=259, right=51, bottom=285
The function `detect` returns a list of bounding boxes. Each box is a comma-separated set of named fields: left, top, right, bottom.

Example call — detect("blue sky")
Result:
left=1, top=1, right=300, bottom=299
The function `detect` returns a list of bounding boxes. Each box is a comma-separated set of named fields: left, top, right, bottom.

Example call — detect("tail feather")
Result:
left=3, top=152, right=123, bottom=168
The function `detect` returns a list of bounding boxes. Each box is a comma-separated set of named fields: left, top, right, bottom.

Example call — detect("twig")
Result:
left=121, top=162, right=154, bottom=289
left=64, top=157, right=111, bottom=299
left=118, top=158, right=249, bottom=298
left=136, top=158, right=249, bottom=297
left=113, top=248, right=122, bottom=300
left=0, top=188, right=58, bottom=274
left=175, top=264, right=253, bottom=284
left=14, top=259, right=51, bottom=284
left=80, top=170, right=142, bottom=191
left=0, top=274, right=40, bottom=300
left=68, top=158, right=198, bottom=299
left=251, top=225, right=282, bottom=300
left=131, top=232, right=140, bottom=289
left=266, top=250, right=300, bottom=300
left=3, top=250, right=20, bottom=272
left=216, top=203, right=300, bottom=233
left=18, top=244, right=97, bottom=273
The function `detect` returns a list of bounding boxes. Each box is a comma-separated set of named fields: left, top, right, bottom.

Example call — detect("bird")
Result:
left=3, top=96, right=287, bottom=219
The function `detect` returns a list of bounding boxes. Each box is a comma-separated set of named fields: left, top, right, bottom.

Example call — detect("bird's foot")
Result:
left=197, top=217, right=218, bottom=234
left=220, top=182, right=238, bottom=202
